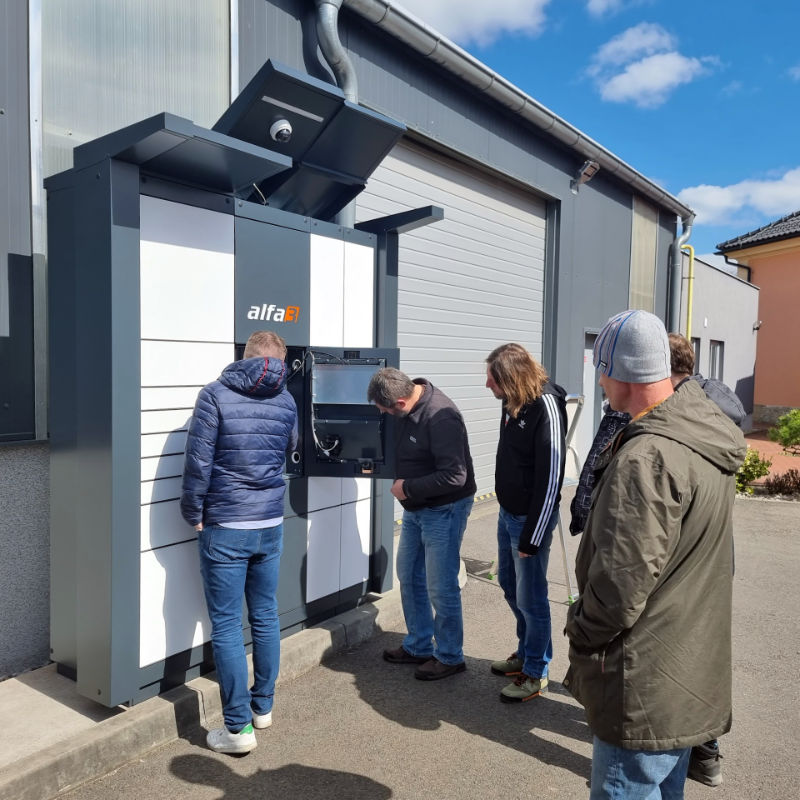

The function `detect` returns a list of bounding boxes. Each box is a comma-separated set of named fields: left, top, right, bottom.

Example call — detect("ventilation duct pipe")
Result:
left=314, top=0, right=359, bottom=229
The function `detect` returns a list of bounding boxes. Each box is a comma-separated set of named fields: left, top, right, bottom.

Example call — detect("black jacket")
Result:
left=494, top=381, right=567, bottom=554
left=395, top=379, right=476, bottom=511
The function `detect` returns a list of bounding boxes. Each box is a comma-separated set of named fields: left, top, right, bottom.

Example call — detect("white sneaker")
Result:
left=252, top=709, right=273, bottom=729
left=206, top=723, right=257, bottom=754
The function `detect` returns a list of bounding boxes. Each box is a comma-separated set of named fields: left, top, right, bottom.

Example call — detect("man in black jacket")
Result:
left=485, top=343, right=567, bottom=702
left=368, top=368, right=475, bottom=681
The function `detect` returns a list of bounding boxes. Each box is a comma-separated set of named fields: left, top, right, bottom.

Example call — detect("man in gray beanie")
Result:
left=564, top=309, right=746, bottom=799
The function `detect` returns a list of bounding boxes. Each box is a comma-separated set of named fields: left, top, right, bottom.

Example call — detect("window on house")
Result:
left=709, top=340, right=724, bottom=380
left=691, top=337, right=701, bottom=374
left=629, top=197, right=659, bottom=312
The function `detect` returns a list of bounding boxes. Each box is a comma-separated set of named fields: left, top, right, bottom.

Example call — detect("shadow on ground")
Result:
left=170, top=756, right=392, bottom=799
left=324, top=630, right=592, bottom=782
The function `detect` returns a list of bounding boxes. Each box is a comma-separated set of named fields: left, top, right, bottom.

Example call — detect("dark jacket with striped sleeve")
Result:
left=494, top=381, right=568, bottom=554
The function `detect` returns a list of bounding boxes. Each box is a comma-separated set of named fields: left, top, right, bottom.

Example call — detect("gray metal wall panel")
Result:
left=359, top=141, right=547, bottom=496
left=680, top=257, right=759, bottom=420
left=0, top=0, right=32, bottom=259
left=655, top=211, right=674, bottom=320
left=238, top=0, right=310, bottom=86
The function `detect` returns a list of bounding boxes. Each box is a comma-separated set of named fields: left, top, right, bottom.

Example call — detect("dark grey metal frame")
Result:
left=47, top=112, right=442, bottom=706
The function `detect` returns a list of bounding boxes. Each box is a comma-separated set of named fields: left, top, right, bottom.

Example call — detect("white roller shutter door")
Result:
left=358, top=141, right=548, bottom=498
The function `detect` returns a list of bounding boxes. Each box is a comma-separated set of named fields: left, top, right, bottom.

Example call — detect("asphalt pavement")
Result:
left=1, top=491, right=798, bottom=800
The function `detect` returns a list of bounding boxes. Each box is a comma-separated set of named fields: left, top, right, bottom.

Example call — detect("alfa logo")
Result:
left=247, top=304, right=300, bottom=323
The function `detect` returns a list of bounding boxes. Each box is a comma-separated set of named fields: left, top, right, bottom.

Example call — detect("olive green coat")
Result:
left=564, top=380, right=747, bottom=750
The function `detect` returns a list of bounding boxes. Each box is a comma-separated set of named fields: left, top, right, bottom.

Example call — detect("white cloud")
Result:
left=588, top=23, right=714, bottom=108
left=678, top=167, right=800, bottom=226
left=586, top=0, right=631, bottom=18
left=721, top=80, right=743, bottom=96
left=788, top=64, right=800, bottom=81
left=600, top=52, right=707, bottom=107
left=588, top=23, right=675, bottom=75
left=395, top=0, right=551, bottom=46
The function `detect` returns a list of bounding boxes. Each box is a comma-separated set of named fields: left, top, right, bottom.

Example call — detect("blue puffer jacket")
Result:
left=180, top=356, right=298, bottom=527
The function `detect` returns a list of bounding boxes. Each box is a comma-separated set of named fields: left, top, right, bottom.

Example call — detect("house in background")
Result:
left=679, top=251, right=759, bottom=431
left=717, top=211, right=800, bottom=426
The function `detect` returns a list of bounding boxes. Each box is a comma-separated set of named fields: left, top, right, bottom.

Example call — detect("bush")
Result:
left=768, top=409, right=800, bottom=454
left=764, top=469, right=800, bottom=496
left=736, top=448, right=772, bottom=494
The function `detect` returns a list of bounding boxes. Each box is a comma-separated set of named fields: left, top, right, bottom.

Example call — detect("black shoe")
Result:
left=688, top=740, right=723, bottom=787
left=383, top=646, right=430, bottom=664
left=414, top=658, right=466, bottom=681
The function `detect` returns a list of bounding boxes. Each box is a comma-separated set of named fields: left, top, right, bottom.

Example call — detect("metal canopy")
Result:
left=213, top=60, right=405, bottom=220
left=70, top=112, right=292, bottom=196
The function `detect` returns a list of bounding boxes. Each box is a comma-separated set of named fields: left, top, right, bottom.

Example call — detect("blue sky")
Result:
left=396, top=0, right=800, bottom=257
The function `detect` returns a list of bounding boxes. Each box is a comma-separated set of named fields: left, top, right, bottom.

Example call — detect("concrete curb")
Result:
left=0, top=590, right=406, bottom=800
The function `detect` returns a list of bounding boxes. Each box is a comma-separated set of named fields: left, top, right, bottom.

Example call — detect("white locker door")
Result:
left=138, top=196, right=234, bottom=667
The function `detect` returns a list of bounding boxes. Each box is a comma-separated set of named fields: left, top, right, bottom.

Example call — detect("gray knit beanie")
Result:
left=593, top=309, right=671, bottom=384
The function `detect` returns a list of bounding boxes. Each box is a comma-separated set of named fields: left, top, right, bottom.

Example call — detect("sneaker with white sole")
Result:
left=500, top=673, right=548, bottom=703
left=252, top=710, right=273, bottom=729
left=206, top=723, right=257, bottom=754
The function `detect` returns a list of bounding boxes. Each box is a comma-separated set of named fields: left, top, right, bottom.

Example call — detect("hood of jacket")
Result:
left=621, top=378, right=746, bottom=475
left=218, top=356, right=288, bottom=399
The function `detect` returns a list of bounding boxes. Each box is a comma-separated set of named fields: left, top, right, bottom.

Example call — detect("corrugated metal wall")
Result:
left=41, top=0, right=230, bottom=178
left=358, top=141, right=547, bottom=496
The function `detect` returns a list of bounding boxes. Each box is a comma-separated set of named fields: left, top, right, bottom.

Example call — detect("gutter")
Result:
left=342, top=0, right=694, bottom=222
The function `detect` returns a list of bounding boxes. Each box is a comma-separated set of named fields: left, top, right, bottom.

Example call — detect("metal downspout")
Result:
left=315, top=0, right=358, bottom=228
left=681, top=244, right=695, bottom=339
left=668, top=214, right=694, bottom=333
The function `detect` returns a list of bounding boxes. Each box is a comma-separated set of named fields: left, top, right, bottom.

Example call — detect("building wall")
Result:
left=0, top=0, right=53, bottom=679
left=1, top=0, right=682, bottom=676
left=679, top=254, right=760, bottom=429
left=748, top=247, right=800, bottom=416
left=238, top=0, right=672, bottom=412
left=0, top=442, right=50, bottom=678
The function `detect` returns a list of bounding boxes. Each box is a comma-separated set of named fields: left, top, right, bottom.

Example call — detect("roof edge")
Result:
left=343, top=0, right=694, bottom=220
left=717, top=209, right=800, bottom=252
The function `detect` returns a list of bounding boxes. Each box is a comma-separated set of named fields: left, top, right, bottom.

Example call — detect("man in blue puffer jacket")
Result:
left=181, top=330, right=298, bottom=755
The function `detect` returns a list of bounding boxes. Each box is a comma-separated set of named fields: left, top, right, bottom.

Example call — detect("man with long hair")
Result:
left=485, top=343, right=567, bottom=702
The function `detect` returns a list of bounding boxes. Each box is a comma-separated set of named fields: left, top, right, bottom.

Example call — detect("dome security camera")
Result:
left=269, top=119, right=293, bottom=144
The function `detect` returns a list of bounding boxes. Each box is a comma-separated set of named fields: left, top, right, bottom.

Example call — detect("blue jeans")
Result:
left=591, top=737, right=691, bottom=800
left=396, top=496, right=473, bottom=665
left=496, top=505, right=557, bottom=678
left=198, top=524, right=283, bottom=732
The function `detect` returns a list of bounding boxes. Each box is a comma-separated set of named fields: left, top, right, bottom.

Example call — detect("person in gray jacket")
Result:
left=669, top=332, right=745, bottom=427
left=669, top=331, right=744, bottom=786
left=564, top=310, right=746, bottom=800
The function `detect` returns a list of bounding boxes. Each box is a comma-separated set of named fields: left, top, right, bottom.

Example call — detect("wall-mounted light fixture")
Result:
left=570, top=159, right=600, bottom=194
